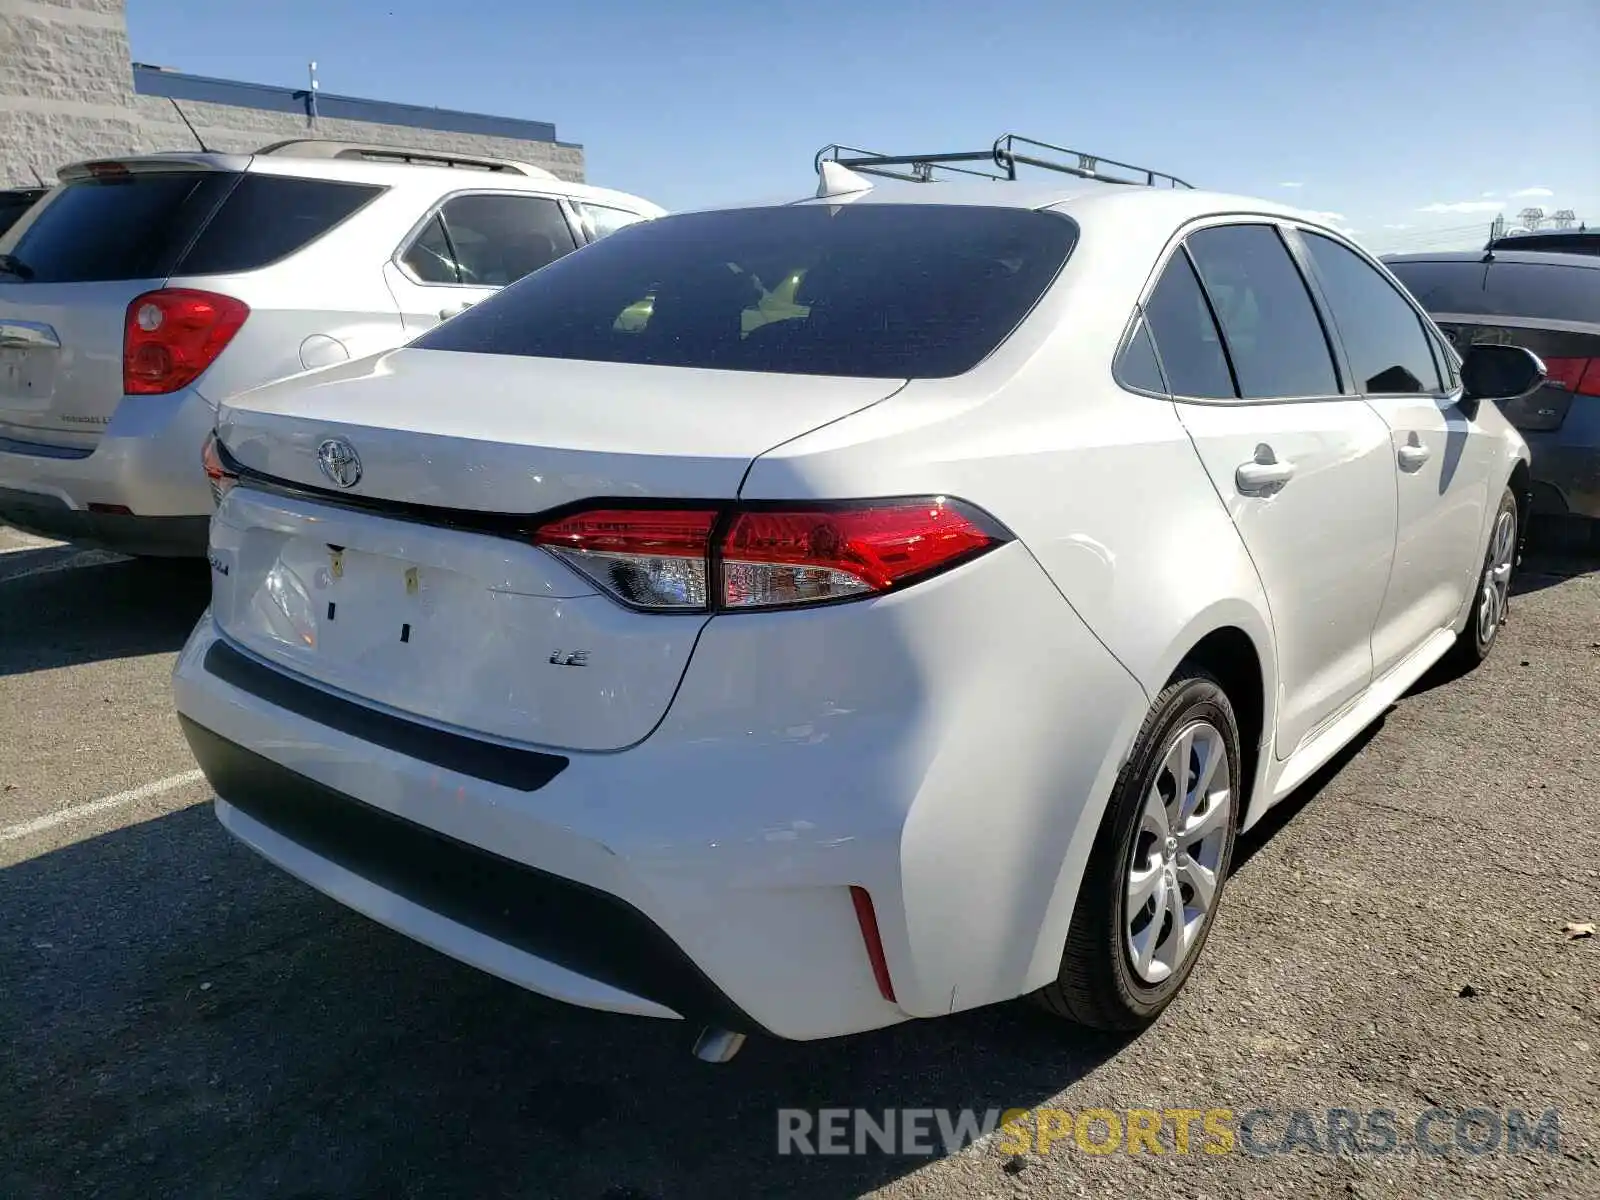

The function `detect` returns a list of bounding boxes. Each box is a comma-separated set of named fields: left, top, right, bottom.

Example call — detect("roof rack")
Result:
left=814, top=134, right=1194, bottom=190
left=253, top=139, right=558, bottom=179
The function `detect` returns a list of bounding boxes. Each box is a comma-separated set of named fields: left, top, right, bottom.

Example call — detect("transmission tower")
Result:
left=1517, top=207, right=1546, bottom=230
left=1551, top=209, right=1576, bottom=229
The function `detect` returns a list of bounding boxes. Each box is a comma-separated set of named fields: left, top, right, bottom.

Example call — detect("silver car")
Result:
left=0, top=141, right=662, bottom=556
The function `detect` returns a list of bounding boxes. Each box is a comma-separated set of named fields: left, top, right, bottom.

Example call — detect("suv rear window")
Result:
left=0, top=170, right=381, bottom=284
left=1389, top=258, right=1600, bottom=325
left=414, top=204, right=1078, bottom=378
left=0, top=172, right=231, bottom=283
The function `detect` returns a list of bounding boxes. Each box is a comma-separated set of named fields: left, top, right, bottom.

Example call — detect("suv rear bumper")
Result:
left=0, top=388, right=215, bottom=555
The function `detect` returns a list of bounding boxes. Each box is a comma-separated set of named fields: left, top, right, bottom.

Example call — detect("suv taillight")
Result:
left=124, top=288, right=249, bottom=395
left=532, top=498, right=1009, bottom=613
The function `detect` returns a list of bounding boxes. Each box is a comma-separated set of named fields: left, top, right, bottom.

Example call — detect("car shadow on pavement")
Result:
left=2, top=803, right=1129, bottom=1200
left=1515, top=519, right=1600, bottom=597
left=0, top=553, right=209, bottom=677
left=1231, top=717, right=1384, bottom=874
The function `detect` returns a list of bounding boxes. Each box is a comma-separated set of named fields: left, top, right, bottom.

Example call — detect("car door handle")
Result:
left=1235, top=446, right=1296, bottom=496
left=1397, top=443, right=1431, bottom=472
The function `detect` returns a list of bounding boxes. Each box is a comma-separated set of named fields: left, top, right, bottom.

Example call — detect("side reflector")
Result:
left=850, top=885, right=897, bottom=1004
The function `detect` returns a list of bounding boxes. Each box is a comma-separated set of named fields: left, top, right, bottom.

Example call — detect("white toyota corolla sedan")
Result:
left=173, top=144, right=1542, bottom=1059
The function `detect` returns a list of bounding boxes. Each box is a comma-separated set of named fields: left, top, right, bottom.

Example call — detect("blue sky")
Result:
left=128, top=0, right=1598, bottom=254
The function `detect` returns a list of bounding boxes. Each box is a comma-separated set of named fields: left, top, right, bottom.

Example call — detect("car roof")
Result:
left=1384, top=249, right=1600, bottom=270
left=701, top=178, right=1327, bottom=228
left=54, top=150, right=664, bottom=216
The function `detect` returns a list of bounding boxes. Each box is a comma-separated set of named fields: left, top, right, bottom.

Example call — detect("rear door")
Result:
left=385, top=191, right=581, bottom=332
left=1303, top=235, right=1494, bottom=679
left=1155, top=223, right=1399, bottom=759
left=0, top=163, right=235, bottom=449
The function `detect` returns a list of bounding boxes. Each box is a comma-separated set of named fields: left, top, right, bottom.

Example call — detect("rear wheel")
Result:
left=1032, top=670, right=1240, bottom=1030
left=1446, top=486, right=1517, bottom=670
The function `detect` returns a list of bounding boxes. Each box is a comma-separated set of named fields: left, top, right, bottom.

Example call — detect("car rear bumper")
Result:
left=171, top=543, right=1146, bottom=1040
left=0, top=388, right=216, bottom=554
left=184, top=717, right=757, bottom=1028
left=1523, top=402, right=1600, bottom=520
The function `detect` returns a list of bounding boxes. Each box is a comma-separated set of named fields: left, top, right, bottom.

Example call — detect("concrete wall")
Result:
left=0, top=0, right=582, bottom=189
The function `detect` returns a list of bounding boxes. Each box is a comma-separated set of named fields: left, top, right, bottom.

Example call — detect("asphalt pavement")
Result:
left=2, top=522, right=1596, bottom=1200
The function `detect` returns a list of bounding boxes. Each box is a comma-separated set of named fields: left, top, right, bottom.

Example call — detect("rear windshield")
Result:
left=1389, top=258, right=1600, bottom=325
left=0, top=170, right=381, bottom=284
left=414, top=204, right=1078, bottom=378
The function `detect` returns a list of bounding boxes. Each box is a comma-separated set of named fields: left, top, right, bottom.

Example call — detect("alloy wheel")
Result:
left=1477, top=507, right=1516, bottom=646
left=1125, top=720, right=1233, bottom=985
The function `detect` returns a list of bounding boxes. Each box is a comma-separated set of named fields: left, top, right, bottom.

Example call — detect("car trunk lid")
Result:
left=209, top=348, right=904, bottom=751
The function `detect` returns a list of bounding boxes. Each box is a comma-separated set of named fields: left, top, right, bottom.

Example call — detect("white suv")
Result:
left=0, top=140, right=662, bottom=556
left=172, top=138, right=1539, bottom=1059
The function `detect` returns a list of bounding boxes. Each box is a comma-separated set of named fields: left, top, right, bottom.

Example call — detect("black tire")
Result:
left=1032, top=669, right=1241, bottom=1031
left=1445, top=486, right=1517, bottom=671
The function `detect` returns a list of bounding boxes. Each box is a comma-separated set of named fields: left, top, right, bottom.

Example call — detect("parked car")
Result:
left=1386, top=250, right=1599, bottom=535
left=0, top=186, right=48, bottom=239
left=173, top=137, right=1541, bottom=1060
left=0, top=141, right=662, bottom=557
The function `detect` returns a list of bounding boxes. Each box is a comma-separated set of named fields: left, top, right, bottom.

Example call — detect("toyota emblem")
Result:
left=316, top=437, right=363, bottom=489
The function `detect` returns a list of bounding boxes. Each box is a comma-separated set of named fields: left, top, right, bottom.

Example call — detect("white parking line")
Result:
left=0, top=769, right=206, bottom=843
left=0, top=533, right=65, bottom=554
left=0, top=548, right=124, bottom=582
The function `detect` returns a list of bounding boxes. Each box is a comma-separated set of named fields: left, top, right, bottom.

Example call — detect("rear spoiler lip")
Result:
left=57, top=152, right=252, bottom=182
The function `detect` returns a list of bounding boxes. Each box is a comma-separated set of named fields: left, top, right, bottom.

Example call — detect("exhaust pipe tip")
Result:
left=692, top=1027, right=746, bottom=1063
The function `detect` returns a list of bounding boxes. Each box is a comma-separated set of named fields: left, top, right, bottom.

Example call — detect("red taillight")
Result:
left=201, top=430, right=236, bottom=506
left=124, top=289, right=249, bottom=396
left=1543, top=357, right=1600, bottom=397
left=722, top=500, right=1000, bottom=609
left=533, top=508, right=717, bottom=610
left=531, top=498, right=1006, bottom=613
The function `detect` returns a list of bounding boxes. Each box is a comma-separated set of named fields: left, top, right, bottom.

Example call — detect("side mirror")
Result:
left=1459, top=344, right=1547, bottom=419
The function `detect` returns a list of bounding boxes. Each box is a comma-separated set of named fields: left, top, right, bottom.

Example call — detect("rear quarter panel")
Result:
left=739, top=218, right=1280, bottom=997
left=176, top=183, right=437, bottom=403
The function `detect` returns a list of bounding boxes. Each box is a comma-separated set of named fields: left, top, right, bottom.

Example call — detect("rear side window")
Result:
left=434, top=194, right=578, bottom=285
left=0, top=171, right=232, bottom=283
left=1186, top=224, right=1339, bottom=398
left=576, top=202, right=646, bottom=242
left=1115, top=315, right=1166, bottom=393
left=177, top=174, right=382, bottom=275
left=400, top=214, right=460, bottom=284
left=1143, top=251, right=1236, bottom=399
left=1302, top=233, right=1442, bottom=394
left=415, top=204, right=1078, bottom=379
left=0, top=192, right=43, bottom=239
